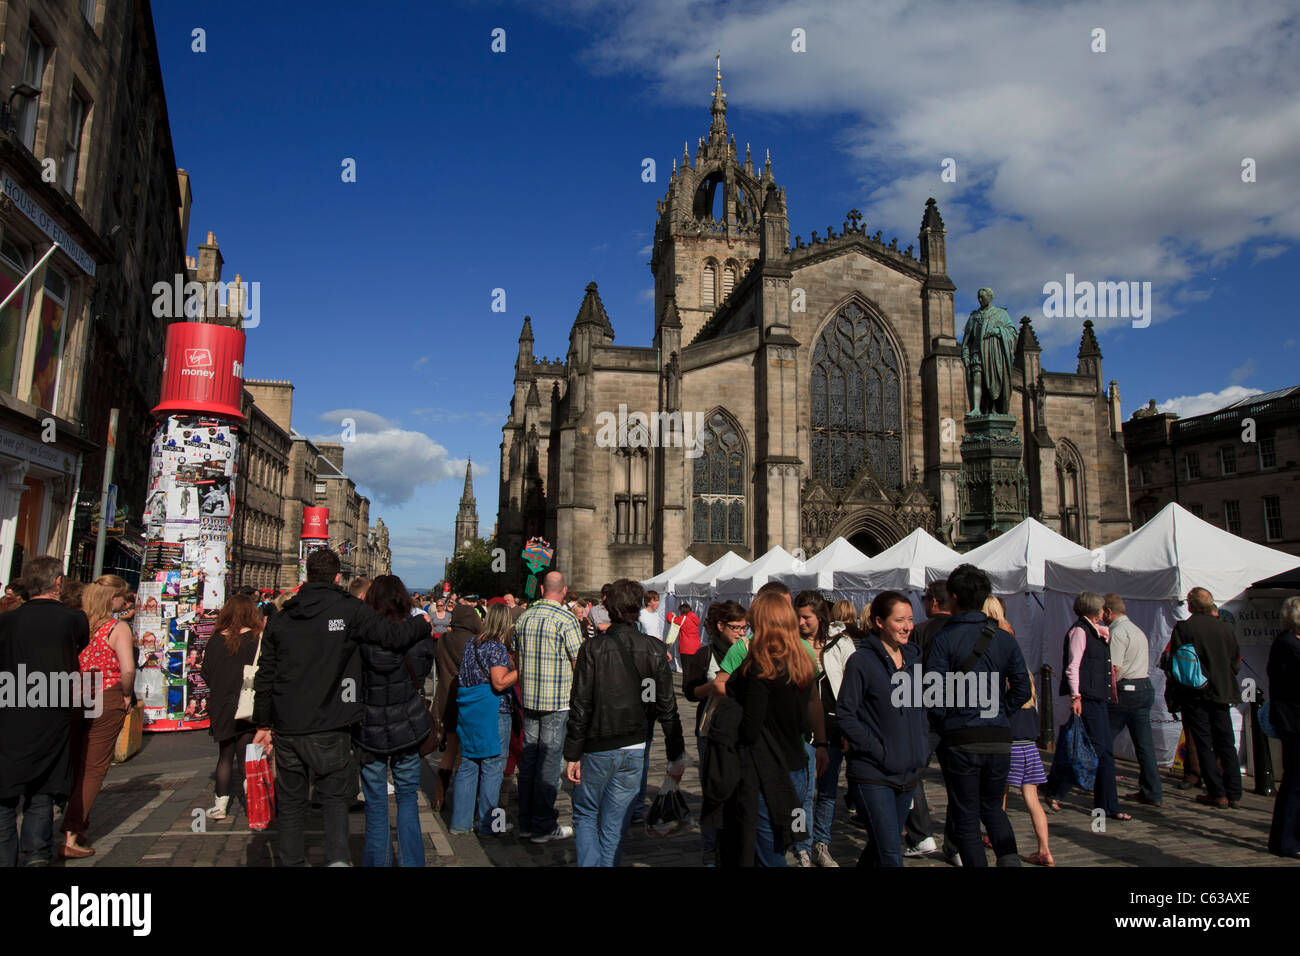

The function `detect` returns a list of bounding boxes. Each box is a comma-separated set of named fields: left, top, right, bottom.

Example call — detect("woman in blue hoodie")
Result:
left=836, top=590, right=930, bottom=867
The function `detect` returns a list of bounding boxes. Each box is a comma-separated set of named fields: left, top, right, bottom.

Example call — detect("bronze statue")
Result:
left=961, top=287, right=1017, bottom=414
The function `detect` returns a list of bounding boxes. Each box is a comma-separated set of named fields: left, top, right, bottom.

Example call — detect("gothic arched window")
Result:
left=810, top=302, right=902, bottom=489
left=692, top=412, right=746, bottom=545
left=723, top=261, right=737, bottom=300
left=1056, top=440, right=1087, bottom=545
left=612, top=448, right=650, bottom=544
left=702, top=260, right=717, bottom=308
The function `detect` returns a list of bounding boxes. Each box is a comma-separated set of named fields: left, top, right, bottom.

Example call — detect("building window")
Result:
left=692, top=412, right=746, bottom=546
left=723, top=262, right=736, bottom=300
left=1264, top=496, right=1283, bottom=542
left=701, top=261, right=716, bottom=308
left=29, top=267, right=68, bottom=412
left=1184, top=451, right=1200, bottom=479
left=315, top=481, right=326, bottom=497
left=1056, top=440, right=1087, bottom=544
left=18, top=31, right=48, bottom=150
left=1219, top=446, right=1236, bottom=476
left=810, top=301, right=903, bottom=489
left=1138, top=462, right=1153, bottom=485
left=0, top=240, right=31, bottom=396
left=1224, top=499, right=1241, bottom=535
left=1188, top=503, right=1204, bottom=519
left=63, top=90, right=87, bottom=195
left=1260, top=437, right=1277, bottom=470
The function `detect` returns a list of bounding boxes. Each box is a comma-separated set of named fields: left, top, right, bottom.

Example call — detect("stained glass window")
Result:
left=692, top=412, right=747, bottom=545
left=810, top=303, right=903, bottom=489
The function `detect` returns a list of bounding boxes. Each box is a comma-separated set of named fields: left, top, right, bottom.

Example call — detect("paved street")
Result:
left=48, top=686, right=1296, bottom=869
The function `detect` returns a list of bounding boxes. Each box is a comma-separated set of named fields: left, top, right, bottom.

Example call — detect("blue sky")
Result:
left=153, top=0, right=1299, bottom=585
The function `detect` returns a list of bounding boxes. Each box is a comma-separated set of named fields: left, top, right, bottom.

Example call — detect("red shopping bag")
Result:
left=245, top=742, right=276, bottom=831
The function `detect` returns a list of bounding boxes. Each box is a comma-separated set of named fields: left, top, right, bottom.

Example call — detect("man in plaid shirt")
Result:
left=514, top=570, right=583, bottom=843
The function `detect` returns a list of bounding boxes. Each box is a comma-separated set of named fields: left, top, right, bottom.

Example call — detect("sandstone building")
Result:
left=496, top=66, right=1131, bottom=592
left=1125, top=387, right=1299, bottom=557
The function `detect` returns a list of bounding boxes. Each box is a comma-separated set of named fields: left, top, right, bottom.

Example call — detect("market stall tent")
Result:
left=671, top=551, right=750, bottom=613
left=775, top=536, right=870, bottom=593
left=713, top=546, right=798, bottom=605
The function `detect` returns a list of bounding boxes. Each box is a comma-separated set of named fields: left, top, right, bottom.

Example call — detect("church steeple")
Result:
left=454, top=458, right=478, bottom=555
left=651, top=55, right=776, bottom=344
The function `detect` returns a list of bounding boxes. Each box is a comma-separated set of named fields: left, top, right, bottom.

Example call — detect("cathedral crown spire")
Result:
left=709, top=50, right=728, bottom=143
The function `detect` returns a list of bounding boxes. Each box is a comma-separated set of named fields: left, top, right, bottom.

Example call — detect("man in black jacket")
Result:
left=0, top=556, right=87, bottom=867
left=1171, top=587, right=1243, bottom=809
left=563, top=578, right=685, bottom=867
left=252, top=549, right=431, bottom=866
left=927, top=564, right=1030, bottom=867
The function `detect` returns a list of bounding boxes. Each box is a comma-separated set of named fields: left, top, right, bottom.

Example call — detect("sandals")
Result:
left=1112, top=812, right=1133, bottom=821
left=1024, top=850, right=1055, bottom=867
left=1046, top=799, right=1062, bottom=813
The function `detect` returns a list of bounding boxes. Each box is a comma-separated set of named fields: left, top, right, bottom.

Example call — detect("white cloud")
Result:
left=1157, top=386, right=1263, bottom=419
left=413, top=356, right=430, bottom=370
left=331, top=428, right=466, bottom=505
left=1230, top=359, right=1255, bottom=384
left=318, top=408, right=394, bottom=433
left=638, top=244, right=654, bottom=259
left=1253, top=244, right=1288, bottom=262
left=538, top=0, right=1300, bottom=350
left=638, top=287, right=655, bottom=302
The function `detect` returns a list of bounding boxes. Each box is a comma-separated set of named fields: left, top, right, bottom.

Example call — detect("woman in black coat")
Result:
left=1268, top=596, right=1300, bottom=858
left=200, top=594, right=263, bottom=821
left=358, top=575, right=435, bottom=867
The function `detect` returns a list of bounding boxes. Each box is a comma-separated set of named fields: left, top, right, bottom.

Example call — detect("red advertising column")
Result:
left=299, top=506, right=330, bottom=580
left=134, top=323, right=247, bottom=733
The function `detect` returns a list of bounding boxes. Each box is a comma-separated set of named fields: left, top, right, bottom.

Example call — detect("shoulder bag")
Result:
left=234, top=635, right=262, bottom=723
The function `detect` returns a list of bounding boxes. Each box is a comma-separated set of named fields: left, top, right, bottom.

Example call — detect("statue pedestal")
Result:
left=957, top=413, right=1028, bottom=545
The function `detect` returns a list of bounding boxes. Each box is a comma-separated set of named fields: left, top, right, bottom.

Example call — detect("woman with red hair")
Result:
left=718, top=591, right=828, bottom=866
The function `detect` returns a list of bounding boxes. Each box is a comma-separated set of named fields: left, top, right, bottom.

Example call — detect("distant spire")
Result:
left=1078, top=319, right=1101, bottom=358
left=518, top=315, right=533, bottom=343
left=461, top=458, right=474, bottom=502
left=572, top=281, right=613, bottom=333
left=1017, top=315, right=1041, bottom=353
left=920, top=197, right=945, bottom=233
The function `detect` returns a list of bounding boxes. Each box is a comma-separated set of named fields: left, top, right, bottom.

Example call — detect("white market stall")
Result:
left=672, top=551, right=750, bottom=616
left=1042, top=502, right=1300, bottom=767
left=712, top=546, right=797, bottom=606
left=831, top=528, right=963, bottom=624
left=774, top=536, right=870, bottom=594
left=640, top=554, right=705, bottom=624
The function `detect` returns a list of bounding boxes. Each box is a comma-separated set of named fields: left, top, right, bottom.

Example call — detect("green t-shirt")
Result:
left=720, top=636, right=821, bottom=677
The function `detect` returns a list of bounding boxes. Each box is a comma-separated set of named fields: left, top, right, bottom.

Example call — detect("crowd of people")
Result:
left=2, top=549, right=1299, bottom=868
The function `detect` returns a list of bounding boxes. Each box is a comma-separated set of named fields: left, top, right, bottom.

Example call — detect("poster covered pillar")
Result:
left=133, top=323, right=245, bottom=732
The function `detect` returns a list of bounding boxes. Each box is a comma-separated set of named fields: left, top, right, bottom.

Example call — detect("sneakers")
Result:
left=530, top=824, right=574, bottom=844
left=904, top=836, right=938, bottom=857
left=811, top=842, right=838, bottom=867
left=206, top=795, right=231, bottom=820
left=942, top=841, right=963, bottom=867
left=791, top=849, right=814, bottom=867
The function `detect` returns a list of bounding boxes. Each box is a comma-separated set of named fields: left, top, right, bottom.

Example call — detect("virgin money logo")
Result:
left=185, top=348, right=212, bottom=368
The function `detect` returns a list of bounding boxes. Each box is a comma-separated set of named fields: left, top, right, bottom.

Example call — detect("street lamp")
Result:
left=2, top=83, right=40, bottom=134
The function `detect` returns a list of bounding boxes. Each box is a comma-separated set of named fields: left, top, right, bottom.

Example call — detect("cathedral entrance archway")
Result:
left=826, top=508, right=906, bottom=559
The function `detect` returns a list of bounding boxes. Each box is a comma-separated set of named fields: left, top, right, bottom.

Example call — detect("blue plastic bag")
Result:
left=1064, top=714, right=1098, bottom=791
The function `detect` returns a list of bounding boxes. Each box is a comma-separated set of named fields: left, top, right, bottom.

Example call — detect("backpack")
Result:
left=1170, top=642, right=1208, bottom=690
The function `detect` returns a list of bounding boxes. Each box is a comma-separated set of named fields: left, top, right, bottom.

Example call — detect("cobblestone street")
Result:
left=49, top=688, right=1296, bottom=869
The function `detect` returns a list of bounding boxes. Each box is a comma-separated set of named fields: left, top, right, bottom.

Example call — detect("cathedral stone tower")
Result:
left=454, top=459, right=478, bottom=555
left=650, top=54, right=776, bottom=344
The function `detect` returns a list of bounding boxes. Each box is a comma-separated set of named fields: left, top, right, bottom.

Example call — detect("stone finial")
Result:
left=846, top=208, right=863, bottom=231
left=920, top=197, right=945, bottom=232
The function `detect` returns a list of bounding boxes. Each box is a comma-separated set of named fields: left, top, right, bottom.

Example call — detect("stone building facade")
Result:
left=1124, top=386, right=1300, bottom=557
left=0, top=0, right=188, bottom=582
left=230, top=381, right=289, bottom=588
left=497, top=67, right=1131, bottom=593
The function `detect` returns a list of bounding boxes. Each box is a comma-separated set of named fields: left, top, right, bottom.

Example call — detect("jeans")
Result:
left=450, top=712, right=511, bottom=835
left=851, top=783, right=913, bottom=867
left=1045, top=698, right=1121, bottom=816
left=754, top=766, right=810, bottom=866
left=794, top=742, right=815, bottom=853
left=1109, top=677, right=1163, bottom=802
left=360, top=750, right=425, bottom=866
left=273, top=729, right=355, bottom=867
left=518, top=709, right=569, bottom=835
left=813, top=744, right=843, bottom=845
left=1183, top=699, right=1242, bottom=801
left=572, top=747, right=644, bottom=866
left=1270, top=731, right=1300, bottom=856
left=629, top=725, right=653, bottom=824
left=698, top=735, right=717, bottom=863
left=0, top=792, right=55, bottom=866
left=940, top=747, right=1020, bottom=867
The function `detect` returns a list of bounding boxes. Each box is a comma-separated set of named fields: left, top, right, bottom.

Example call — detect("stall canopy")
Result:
left=713, top=546, right=797, bottom=604
left=1044, top=502, right=1300, bottom=601
left=776, top=537, right=870, bottom=593
left=640, top=555, right=705, bottom=595
left=928, top=517, right=1091, bottom=592
left=833, top=528, right=962, bottom=593
left=672, top=551, right=750, bottom=609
